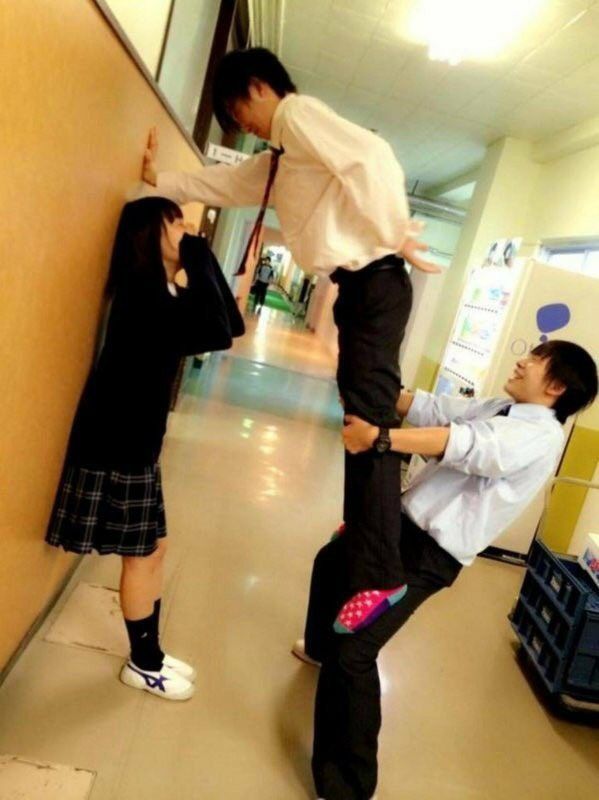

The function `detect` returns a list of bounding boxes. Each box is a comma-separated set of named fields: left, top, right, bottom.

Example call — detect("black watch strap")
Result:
left=373, top=427, right=391, bottom=454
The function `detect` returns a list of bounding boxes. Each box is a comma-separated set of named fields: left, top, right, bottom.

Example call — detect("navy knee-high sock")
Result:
left=152, top=599, right=165, bottom=663
left=125, top=606, right=163, bottom=672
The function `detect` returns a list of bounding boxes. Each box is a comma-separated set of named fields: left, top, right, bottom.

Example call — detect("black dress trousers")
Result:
left=306, top=517, right=462, bottom=800
left=332, top=256, right=412, bottom=590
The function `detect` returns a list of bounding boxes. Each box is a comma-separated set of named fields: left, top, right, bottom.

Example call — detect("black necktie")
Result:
left=236, top=147, right=283, bottom=276
left=495, top=406, right=511, bottom=417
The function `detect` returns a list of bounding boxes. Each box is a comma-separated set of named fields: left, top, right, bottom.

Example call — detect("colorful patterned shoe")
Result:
left=333, top=586, right=408, bottom=634
left=330, top=522, right=346, bottom=541
left=119, top=661, right=195, bottom=700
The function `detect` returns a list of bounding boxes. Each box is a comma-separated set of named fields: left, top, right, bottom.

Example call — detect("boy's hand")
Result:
left=401, top=238, right=442, bottom=274
left=142, top=126, right=159, bottom=186
left=343, top=415, right=378, bottom=454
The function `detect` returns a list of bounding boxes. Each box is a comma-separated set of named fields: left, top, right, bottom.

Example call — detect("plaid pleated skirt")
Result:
left=46, top=463, right=167, bottom=556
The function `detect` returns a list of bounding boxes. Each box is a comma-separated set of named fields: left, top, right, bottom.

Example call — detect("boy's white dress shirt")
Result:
left=403, top=391, right=564, bottom=565
left=156, top=94, right=421, bottom=274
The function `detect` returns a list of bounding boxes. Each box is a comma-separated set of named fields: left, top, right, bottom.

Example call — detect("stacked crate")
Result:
left=511, top=539, right=599, bottom=702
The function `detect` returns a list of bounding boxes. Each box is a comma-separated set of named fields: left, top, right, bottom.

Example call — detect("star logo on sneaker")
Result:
left=129, top=664, right=170, bottom=692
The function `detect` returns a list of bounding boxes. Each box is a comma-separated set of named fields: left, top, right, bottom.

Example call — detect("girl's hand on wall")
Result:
left=401, top=238, right=442, bottom=274
left=142, top=126, right=159, bottom=186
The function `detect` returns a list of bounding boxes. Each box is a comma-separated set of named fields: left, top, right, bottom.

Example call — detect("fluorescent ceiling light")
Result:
left=408, top=0, right=546, bottom=65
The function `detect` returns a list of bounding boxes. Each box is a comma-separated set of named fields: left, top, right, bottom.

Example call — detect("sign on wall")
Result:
left=206, top=143, right=250, bottom=166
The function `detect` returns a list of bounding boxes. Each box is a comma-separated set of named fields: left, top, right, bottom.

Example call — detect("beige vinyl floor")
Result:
left=0, top=308, right=597, bottom=800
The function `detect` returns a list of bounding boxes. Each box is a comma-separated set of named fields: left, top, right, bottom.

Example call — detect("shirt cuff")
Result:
left=156, top=171, right=187, bottom=205
left=406, top=389, right=431, bottom=427
left=126, top=180, right=158, bottom=202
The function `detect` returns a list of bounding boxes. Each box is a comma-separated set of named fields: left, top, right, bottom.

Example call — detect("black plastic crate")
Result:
left=565, top=606, right=599, bottom=696
left=511, top=601, right=561, bottom=692
left=527, top=540, right=590, bottom=621
left=518, top=574, right=571, bottom=652
left=511, top=540, right=599, bottom=701
left=567, top=652, right=599, bottom=694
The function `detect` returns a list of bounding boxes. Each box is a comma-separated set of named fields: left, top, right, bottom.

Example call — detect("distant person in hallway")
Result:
left=141, top=47, right=443, bottom=638
left=46, top=198, right=244, bottom=701
left=295, top=340, right=597, bottom=800
left=253, top=254, right=275, bottom=312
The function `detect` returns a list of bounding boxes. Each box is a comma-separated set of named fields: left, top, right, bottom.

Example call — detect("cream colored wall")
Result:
left=401, top=212, right=461, bottom=389
left=0, top=0, right=205, bottom=671
left=525, top=141, right=599, bottom=244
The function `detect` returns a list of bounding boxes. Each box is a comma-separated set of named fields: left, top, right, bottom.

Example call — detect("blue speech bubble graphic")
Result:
left=536, top=303, right=570, bottom=342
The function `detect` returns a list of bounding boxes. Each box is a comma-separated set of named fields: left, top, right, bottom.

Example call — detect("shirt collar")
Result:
left=506, top=403, right=559, bottom=422
left=269, top=94, right=294, bottom=149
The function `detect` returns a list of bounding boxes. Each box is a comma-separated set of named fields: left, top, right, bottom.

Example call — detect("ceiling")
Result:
left=281, top=0, right=599, bottom=195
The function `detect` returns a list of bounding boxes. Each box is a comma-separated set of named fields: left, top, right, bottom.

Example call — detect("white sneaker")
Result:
left=120, top=661, right=194, bottom=701
left=292, top=639, right=321, bottom=667
left=162, top=653, right=197, bottom=682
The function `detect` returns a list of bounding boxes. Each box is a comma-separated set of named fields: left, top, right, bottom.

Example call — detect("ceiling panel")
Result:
left=280, top=0, right=599, bottom=189
left=349, top=38, right=413, bottom=91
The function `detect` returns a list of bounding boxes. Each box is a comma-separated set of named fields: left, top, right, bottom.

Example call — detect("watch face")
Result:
left=375, top=431, right=391, bottom=453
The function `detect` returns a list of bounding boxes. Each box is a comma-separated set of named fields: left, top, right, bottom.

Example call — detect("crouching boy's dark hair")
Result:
left=532, top=340, right=597, bottom=422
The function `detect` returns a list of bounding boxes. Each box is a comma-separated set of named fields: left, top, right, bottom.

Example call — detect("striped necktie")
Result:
left=235, top=147, right=283, bottom=276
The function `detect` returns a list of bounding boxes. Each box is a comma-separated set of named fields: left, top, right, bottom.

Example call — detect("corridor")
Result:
left=0, top=309, right=597, bottom=799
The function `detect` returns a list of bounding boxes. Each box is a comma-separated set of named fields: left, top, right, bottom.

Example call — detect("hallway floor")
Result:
left=0, top=309, right=597, bottom=799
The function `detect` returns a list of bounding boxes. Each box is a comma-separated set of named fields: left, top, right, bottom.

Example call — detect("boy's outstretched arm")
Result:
left=396, top=390, right=415, bottom=418
left=343, top=414, right=449, bottom=457
left=343, top=412, right=563, bottom=480
left=139, top=126, right=270, bottom=208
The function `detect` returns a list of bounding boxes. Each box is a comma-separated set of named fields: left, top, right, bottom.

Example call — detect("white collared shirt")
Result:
left=402, top=391, right=565, bottom=566
left=157, top=94, right=420, bottom=274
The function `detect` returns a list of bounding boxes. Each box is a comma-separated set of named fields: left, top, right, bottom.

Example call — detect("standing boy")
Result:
left=143, top=47, right=439, bottom=631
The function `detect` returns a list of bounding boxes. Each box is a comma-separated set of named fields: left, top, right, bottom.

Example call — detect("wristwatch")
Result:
left=372, top=427, right=391, bottom=454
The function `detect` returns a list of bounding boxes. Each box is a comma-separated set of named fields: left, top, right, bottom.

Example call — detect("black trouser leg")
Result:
left=308, top=518, right=462, bottom=800
left=304, top=536, right=352, bottom=662
left=254, top=281, right=267, bottom=308
left=333, top=258, right=413, bottom=590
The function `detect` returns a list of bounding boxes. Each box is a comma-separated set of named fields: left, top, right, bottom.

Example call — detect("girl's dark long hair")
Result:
left=106, top=197, right=183, bottom=296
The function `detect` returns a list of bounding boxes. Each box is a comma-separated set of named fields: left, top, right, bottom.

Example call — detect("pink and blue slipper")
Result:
left=330, top=522, right=346, bottom=541
left=334, top=586, right=408, bottom=634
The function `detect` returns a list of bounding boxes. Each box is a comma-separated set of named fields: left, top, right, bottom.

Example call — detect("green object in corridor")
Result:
left=261, top=288, right=294, bottom=314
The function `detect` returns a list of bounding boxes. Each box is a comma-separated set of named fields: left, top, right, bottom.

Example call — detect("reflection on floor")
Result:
left=185, top=354, right=342, bottom=430
left=0, top=310, right=597, bottom=799
left=230, top=307, right=337, bottom=380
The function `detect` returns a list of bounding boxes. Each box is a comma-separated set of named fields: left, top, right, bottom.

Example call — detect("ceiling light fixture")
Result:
left=409, top=0, right=546, bottom=66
